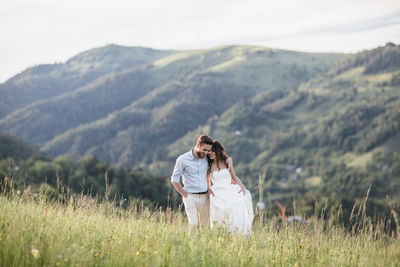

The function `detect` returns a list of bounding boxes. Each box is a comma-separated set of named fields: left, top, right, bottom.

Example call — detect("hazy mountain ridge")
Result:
left=0, top=45, right=175, bottom=118
left=0, top=45, right=343, bottom=167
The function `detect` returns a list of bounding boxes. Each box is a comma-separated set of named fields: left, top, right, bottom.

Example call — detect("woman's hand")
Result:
left=238, top=186, right=246, bottom=195
left=208, top=188, right=215, bottom=197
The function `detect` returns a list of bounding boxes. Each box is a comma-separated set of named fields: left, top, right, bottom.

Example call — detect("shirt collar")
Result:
left=190, top=148, right=207, bottom=161
left=189, top=148, right=196, bottom=160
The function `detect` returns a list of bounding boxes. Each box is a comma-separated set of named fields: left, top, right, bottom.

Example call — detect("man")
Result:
left=171, top=134, right=213, bottom=230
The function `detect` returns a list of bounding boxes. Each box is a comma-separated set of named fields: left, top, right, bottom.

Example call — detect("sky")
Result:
left=1, top=0, right=400, bottom=83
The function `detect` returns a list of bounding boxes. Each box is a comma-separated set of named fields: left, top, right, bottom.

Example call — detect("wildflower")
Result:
left=94, top=252, right=99, bottom=257
left=31, top=248, right=40, bottom=259
left=57, top=254, right=62, bottom=259
left=135, top=251, right=140, bottom=255
left=16, top=190, right=21, bottom=195
left=154, top=250, right=158, bottom=254
left=56, top=262, right=61, bottom=266
left=129, top=231, right=133, bottom=235
left=89, top=216, right=92, bottom=220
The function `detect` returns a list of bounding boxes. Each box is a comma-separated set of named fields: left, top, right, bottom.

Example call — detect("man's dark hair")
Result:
left=196, top=134, right=214, bottom=146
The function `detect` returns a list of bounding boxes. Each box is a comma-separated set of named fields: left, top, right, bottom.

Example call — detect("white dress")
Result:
left=210, top=168, right=254, bottom=235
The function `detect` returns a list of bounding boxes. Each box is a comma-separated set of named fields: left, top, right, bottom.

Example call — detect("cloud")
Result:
left=310, top=13, right=400, bottom=34
left=0, top=0, right=399, bottom=82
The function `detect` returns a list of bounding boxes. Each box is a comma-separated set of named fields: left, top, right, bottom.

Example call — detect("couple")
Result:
left=171, top=134, right=254, bottom=235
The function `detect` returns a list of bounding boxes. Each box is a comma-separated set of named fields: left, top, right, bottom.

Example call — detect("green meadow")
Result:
left=0, top=191, right=399, bottom=267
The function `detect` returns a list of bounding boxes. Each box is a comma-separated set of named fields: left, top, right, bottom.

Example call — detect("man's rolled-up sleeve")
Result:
left=171, top=157, right=183, bottom=183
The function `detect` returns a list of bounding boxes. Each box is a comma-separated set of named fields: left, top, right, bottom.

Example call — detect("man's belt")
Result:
left=192, top=191, right=208, bottom=195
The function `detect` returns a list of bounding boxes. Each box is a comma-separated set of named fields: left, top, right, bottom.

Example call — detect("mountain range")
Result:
left=0, top=45, right=342, bottom=165
left=1, top=43, right=399, bottom=203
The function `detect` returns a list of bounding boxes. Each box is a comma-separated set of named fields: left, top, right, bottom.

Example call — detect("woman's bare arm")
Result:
left=227, top=157, right=247, bottom=194
left=207, top=171, right=215, bottom=197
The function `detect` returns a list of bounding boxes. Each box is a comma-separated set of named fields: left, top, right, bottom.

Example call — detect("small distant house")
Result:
left=235, top=130, right=243, bottom=136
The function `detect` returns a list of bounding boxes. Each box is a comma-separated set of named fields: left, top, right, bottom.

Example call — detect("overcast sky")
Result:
left=1, top=0, right=400, bottom=83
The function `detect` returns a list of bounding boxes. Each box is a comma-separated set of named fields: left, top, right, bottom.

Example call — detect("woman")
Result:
left=207, top=141, right=254, bottom=236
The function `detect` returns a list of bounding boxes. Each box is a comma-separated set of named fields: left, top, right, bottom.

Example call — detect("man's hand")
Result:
left=171, top=182, right=189, bottom=199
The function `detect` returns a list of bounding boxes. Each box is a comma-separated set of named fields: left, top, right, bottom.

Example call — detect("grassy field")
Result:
left=0, top=192, right=399, bottom=267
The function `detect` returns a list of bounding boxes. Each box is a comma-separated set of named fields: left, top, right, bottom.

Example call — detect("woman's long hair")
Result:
left=207, top=141, right=230, bottom=172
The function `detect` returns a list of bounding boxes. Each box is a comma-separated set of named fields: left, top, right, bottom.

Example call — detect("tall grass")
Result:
left=0, top=191, right=399, bottom=266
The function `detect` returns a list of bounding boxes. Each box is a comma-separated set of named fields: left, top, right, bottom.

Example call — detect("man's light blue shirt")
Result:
left=171, top=148, right=209, bottom=193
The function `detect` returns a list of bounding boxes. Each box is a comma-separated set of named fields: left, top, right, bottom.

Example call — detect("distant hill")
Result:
left=0, top=132, right=38, bottom=161
left=0, top=45, right=174, bottom=118
left=0, top=45, right=343, bottom=167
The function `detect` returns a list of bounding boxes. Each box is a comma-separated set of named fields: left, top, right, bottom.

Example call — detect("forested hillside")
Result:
left=0, top=45, right=342, bottom=166
left=0, top=131, right=38, bottom=161
left=0, top=132, right=169, bottom=206
left=0, top=46, right=174, bottom=118
left=163, top=43, right=400, bottom=207
left=1, top=43, right=399, bottom=212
